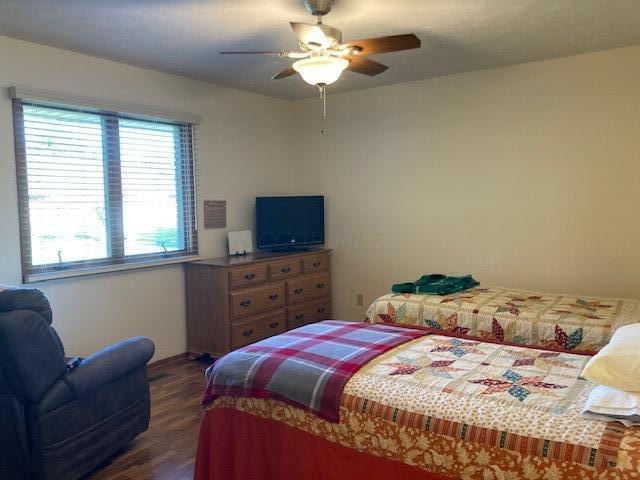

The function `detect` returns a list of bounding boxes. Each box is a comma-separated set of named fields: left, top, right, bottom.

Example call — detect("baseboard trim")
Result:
left=148, top=353, right=188, bottom=372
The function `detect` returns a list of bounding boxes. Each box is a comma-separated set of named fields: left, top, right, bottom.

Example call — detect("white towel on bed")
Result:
left=582, top=385, right=640, bottom=426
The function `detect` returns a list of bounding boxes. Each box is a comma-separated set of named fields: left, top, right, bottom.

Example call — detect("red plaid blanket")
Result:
left=203, top=321, right=427, bottom=421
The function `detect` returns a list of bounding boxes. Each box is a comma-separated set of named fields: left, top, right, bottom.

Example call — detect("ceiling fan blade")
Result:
left=345, top=34, right=421, bottom=55
left=219, top=51, right=285, bottom=55
left=272, top=66, right=298, bottom=80
left=346, top=56, right=388, bottom=76
left=290, top=22, right=329, bottom=48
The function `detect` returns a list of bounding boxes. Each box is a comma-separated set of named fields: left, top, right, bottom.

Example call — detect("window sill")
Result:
left=23, top=255, right=201, bottom=283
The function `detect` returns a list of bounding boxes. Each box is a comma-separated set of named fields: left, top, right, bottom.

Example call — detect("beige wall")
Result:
left=2, top=36, right=640, bottom=357
left=291, top=45, right=640, bottom=321
left=0, top=36, right=293, bottom=360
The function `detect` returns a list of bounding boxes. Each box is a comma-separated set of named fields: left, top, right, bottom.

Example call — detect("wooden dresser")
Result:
left=184, top=249, right=331, bottom=358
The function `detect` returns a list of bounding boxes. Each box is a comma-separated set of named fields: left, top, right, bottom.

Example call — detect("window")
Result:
left=12, top=99, right=198, bottom=282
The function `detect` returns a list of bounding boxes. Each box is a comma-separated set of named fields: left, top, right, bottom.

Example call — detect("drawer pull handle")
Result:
left=312, top=262, right=321, bottom=268
left=268, top=293, right=279, bottom=301
left=294, top=288, right=304, bottom=295
left=269, top=322, right=280, bottom=329
left=242, top=329, right=253, bottom=337
left=244, top=273, right=256, bottom=280
left=317, top=307, right=325, bottom=314
left=295, top=314, right=304, bottom=321
left=240, top=300, right=251, bottom=307
left=281, top=267, right=291, bottom=273
left=316, top=283, right=325, bottom=289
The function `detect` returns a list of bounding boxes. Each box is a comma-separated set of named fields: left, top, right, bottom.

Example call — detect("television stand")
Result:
left=184, top=248, right=332, bottom=359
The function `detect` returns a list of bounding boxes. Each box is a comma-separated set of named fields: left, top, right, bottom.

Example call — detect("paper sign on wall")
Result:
left=204, top=200, right=226, bottom=229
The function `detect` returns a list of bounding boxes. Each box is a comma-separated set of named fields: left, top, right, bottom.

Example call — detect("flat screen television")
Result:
left=256, top=196, right=324, bottom=251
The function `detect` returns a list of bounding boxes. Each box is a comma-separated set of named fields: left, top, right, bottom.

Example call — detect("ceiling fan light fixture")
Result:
left=292, top=55, right=349, bottom=86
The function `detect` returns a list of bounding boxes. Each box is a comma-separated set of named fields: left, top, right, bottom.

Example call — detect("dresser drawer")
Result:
left=286, top=273, right=330, bottom=305
left=230, top=283, right=285, bottom=318
left=287, top=298, right=332, bottom=329
left=268, top=258, right=301, bottom=281
left=231, top=310, right=286, bottom=349
left=302, top=253, right=329, bottom=274
left=228, top=264, right=267, bottom=290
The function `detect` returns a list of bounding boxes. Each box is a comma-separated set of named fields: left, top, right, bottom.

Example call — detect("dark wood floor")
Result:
left=87, top=355, right=210, bottom=480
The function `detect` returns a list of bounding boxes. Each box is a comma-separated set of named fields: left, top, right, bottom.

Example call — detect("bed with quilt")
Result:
left=366, top=286, right=640, bottom=353
left=194, top=289, right=640, bottom=480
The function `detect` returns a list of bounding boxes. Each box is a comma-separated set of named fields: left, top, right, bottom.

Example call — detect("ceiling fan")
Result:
left=220, top=0, right=421, bottom=130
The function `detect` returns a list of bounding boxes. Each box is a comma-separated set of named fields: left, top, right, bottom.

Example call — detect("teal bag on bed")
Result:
left=391, top=274, right=479, bottom=295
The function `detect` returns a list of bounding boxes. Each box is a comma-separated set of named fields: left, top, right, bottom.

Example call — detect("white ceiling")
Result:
left=1, top=0, right=640, bottom=100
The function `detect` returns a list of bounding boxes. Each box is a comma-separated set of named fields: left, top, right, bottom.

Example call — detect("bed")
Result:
left=194, top=288, right=640, bottom=480
left=366, top=286, right=640, bottom=352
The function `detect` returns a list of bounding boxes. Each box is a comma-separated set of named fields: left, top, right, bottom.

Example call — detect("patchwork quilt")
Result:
left=211, top=334, right=640, bottom=479
left=202, top=320, right=426, bottom=421
left=366, top=286, right=640, bottom=353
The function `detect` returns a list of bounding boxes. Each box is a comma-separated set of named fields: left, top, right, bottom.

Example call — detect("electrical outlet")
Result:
left=356, top=294, right=364, bottom=306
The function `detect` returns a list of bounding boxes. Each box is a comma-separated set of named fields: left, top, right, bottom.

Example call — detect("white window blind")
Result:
left=12, top=99, right=198, bottom=282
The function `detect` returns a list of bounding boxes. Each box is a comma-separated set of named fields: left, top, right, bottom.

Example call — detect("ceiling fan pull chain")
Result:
left=319, top=83, right=326, bottom=133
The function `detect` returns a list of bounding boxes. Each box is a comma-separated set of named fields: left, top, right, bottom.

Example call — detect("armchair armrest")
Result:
left=65, top=337, right=155, bottom=397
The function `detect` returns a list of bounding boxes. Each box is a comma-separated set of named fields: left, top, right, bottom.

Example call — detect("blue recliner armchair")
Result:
left=0, top=287, right=155, bottom=480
